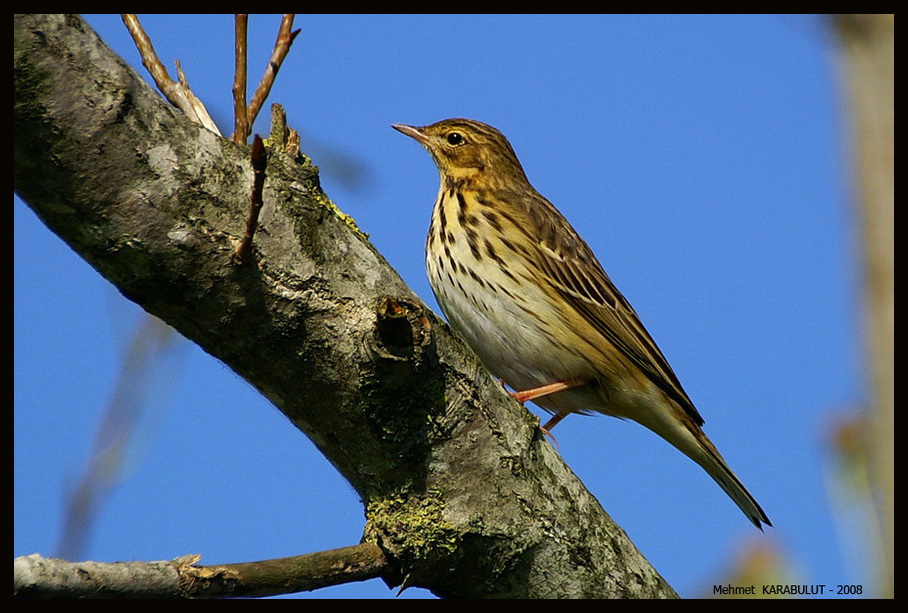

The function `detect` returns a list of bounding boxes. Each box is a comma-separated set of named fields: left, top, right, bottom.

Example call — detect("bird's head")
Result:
left=393, top=118, right=528, bottom=187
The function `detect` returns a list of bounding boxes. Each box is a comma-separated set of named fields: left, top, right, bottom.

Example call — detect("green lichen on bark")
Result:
left=364, top=489, right=459, bottom=565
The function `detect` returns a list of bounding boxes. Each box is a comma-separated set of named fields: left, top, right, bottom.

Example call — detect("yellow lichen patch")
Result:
left=313, top=189, right=367, bottom=238
left=365, top=490, right=459, bottom=560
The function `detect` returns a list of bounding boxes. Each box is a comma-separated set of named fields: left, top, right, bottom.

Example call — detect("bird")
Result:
left=392, top=118, right=770, bottom=529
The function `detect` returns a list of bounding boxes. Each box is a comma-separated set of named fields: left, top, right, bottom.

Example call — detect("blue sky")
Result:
left=15, top=15, right=872, bottom=598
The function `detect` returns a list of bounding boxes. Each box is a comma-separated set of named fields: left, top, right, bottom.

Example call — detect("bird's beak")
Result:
left=392, top=123, right=430, bottom=146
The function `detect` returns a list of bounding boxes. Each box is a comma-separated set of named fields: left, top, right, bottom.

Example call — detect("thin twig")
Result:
left=121, top=14, right=172, bottom=94
left=231, top=14, right=249, bottom=144
left=246, top=15, right=301, bottom=131
left=191, top=543, right=392, bottom=598
left=14, top=544, right=392, bottom=599
left=232, top=135, right=267, bottom=264
left=121, top=14, right=221, bottom=136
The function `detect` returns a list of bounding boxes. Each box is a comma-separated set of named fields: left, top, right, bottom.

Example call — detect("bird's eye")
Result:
left=446, top=132, right=465, bottom=146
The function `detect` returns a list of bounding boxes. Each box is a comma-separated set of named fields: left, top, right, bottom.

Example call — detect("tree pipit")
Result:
left=394, top=118, right=770, bottom=529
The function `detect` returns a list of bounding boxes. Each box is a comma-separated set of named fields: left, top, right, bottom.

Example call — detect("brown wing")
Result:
left=524, top=193, right=705, bottom=427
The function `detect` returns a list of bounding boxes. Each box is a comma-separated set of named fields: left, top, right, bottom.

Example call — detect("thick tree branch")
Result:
left=14, top=14, right=676, bottom=598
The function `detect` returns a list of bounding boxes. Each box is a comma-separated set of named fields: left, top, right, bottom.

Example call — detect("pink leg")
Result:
left=506, top=380, right=585, bottom=447
left=508, top=379, right=584, bottom=404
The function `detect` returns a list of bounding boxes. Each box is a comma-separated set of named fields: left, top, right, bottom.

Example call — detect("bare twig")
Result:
left=246, top=15, right=301, bottom=131
left=231, top=14, right=249, bottom=144
left=232, top=135, right=268, bottom=264
left=121, top=14, right=221, bottom=136
left=14, top=544, right=392, bottom=599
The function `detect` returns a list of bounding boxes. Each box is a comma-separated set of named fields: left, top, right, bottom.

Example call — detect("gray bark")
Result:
left=14, top=14, right=676, bottom=598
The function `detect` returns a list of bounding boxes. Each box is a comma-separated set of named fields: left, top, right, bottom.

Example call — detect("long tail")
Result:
left=692, top=430, right=771, bottom=529
left=647, top=411, right=771, bottom=529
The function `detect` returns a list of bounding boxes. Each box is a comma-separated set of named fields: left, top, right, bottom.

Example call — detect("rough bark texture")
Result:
left=14, top=14, right=677, bottom=598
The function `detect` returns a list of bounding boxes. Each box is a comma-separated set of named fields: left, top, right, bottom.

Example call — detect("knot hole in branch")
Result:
left=373, top=297, right=433, bottom=360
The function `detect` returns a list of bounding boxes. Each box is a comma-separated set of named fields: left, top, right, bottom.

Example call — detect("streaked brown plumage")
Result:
left=393, top=118, right=770, bottom=529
